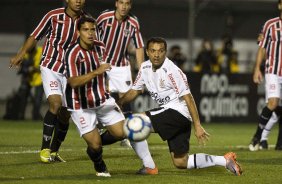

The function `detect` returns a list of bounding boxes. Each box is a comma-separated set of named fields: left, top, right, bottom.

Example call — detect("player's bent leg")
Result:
left=131, top=140, right=158, bottom=175
left=170, top=152, right=188, bottom=169
left=186, top=152, right=242, bottom=176
left=83, top=129, right=111, bottom=177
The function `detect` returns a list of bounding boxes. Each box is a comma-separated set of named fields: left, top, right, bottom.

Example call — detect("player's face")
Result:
left=115, top=0, right=131, bottom=18
left=146, top=42, right=167, bottom=70
left=66, top=0, right=85, bottom=12
left=78, top=22, right=96, bottom=49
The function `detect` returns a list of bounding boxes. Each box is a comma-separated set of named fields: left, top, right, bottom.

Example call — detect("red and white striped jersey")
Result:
left=259, top=17, right=282, bottom=76
left=132, top=58, right=192, bottom=120
left=96, top=10, right=144, bottom=67
left=31, top=8, right=87, bottom=74
left=64, top=40, right=110, bottom=110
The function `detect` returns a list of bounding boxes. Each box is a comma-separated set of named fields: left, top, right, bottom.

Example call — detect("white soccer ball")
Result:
left=123, top=114, right=152, bottom=142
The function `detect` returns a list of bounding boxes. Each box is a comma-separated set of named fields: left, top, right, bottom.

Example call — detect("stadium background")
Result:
left=0, top=0, right=277, bottom=122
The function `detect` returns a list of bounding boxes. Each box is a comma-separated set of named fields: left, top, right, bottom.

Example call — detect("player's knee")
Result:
left=49, top=101, right=62, bottom=114
left=267, top=100, right=279, bottom=110
left=171, top=154, right=187, bottom=169
left=172, top=159, right=187, bottom=169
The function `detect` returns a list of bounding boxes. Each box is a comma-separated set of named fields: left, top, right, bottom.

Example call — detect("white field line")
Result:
left=0, top=145, right=276, bottom=155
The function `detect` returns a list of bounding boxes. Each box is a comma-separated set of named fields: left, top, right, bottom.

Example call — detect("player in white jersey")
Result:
left=119, top=37, right=242, bottom=176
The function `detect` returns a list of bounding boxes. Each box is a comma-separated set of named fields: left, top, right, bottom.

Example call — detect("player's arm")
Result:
left=182, top=93, right=210, bottom=145
left=253, top=46, right=266, bottom=84
left=10, top=36, right=37, bottom=68
left=118, top=89, right=142, bottom=106
left=68, top=63, right=111, bottom=88
left=135, top=47, right=144, bottom=69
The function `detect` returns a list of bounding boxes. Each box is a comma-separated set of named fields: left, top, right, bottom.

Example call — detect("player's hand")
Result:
left=194, top=125, right=210, bottom=146
left=10, top=54, right=23, bottom=68
left=253, top=68, right=263, bottom=84
left=96, top=63, right=112, bottom=74
left=257, top=33, right=264, bottom=43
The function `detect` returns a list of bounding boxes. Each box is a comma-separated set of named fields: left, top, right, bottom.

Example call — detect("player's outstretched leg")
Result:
left=187, top=152, right=242, bottom=176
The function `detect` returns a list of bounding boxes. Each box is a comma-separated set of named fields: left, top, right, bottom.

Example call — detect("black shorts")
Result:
left=145, top=108, right=192, bottom=155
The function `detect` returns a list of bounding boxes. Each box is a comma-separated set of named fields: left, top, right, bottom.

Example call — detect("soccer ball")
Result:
left=123, top=114, right=152, bottom=141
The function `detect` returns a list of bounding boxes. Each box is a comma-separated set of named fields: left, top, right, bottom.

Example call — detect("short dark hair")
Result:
left=77, top=16, right=96, bottom=30
left=279, top=0, right=281, bottom=4
left=146, top=37, right=167, bottom=51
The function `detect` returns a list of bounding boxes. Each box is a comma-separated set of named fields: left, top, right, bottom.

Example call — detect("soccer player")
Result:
left=64, top=16, right=157, bottom=176
left=10, top=0, right=88, bottom=163
left=119, top=37, right=242, bottom=176
left=96, top=0, right=144, bottom=147
left=249, top=0, right=282, bottom=151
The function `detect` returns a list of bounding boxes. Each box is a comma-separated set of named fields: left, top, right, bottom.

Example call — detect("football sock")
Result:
left=101, top=130, right=119, bottom=145
left=187, top=153, right=226, bottom=169
left=86, top=146, right=107, bottom=172
left=50, top=118, right=69, bottom=152
left=130, top=140, right=156, bottom=169
left=276, top=118, right=282, bottom=148
left=41, top=111, right=56, bottom=150
left=254, top=106, right=272, bottom=139
left=261, top=112, right=278, bottom=141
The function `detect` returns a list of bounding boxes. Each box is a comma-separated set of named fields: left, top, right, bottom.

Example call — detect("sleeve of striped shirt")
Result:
left=30, top=10, right=53, bottom=41
left=65, top=48, right=79, bottom=78
left=259, top=22, right=271, bottom=49
left=131, top=20, right=144, bottom=49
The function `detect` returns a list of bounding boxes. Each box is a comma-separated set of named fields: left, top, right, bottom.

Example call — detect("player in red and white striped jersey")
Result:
left=96, top=0, right=144, bottom=148
left=10, top=0, right=88, bottom=163
left=64, top=16, right=157, bottom=176
left=249, top=0, right=282, bottom=151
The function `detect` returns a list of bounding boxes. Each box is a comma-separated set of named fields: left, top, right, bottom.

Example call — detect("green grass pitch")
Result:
left=0, top=120, right=282, bottom=184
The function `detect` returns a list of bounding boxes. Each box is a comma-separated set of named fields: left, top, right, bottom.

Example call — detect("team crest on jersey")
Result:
left=124, top=29, right=130, bottom=36
left=159, top=78, right=165, bottom=88
left=98, top=55, right=104, bottom=63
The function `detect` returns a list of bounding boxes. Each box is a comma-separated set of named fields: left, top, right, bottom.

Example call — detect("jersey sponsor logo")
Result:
left=149, top=91, right=170, bottom=105
left=178, top=70, right=189, bottom=89
left=133, top=71, right=142, bottom=86
left=168, top=73, right=179, bottom=94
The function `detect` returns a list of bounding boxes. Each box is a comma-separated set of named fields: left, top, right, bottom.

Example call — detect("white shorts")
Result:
left=70, top=97, right=125, bottom=136
left=265, top=74, right=282, bottom=100
left=107, top=65, right=132, bottom=93
left=40, top=66, right=67, bottom=99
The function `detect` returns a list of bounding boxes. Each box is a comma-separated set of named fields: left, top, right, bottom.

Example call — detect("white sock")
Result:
left=261, top=112, right=278, bottom=141
left=187, top=153, right=226, bottom=169
left=130, top=140, right=156, bottom=169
